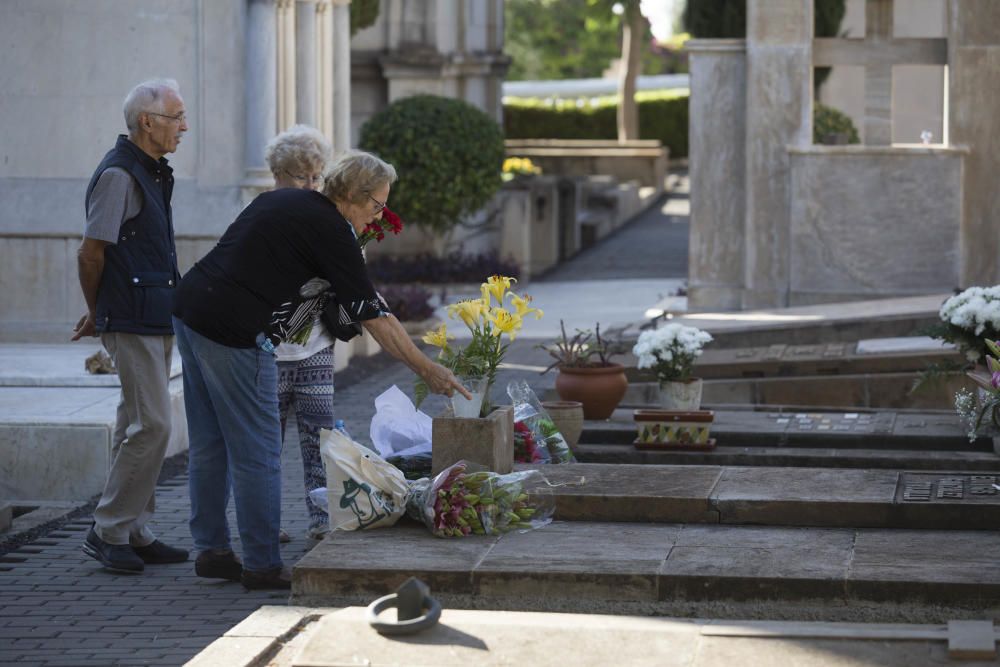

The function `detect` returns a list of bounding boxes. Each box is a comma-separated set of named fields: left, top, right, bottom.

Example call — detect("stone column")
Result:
left=295, top=0, right=318, bottom=127
left=276, top=0, right=297, bottom=131
left=863, top=0, right=893, bottom=145
left=949, top=0, right=1000, bottom=286
left=245, top=0, right=278, bottom=173
left=316, top=0, right=335, bottom=139
left=332, top=0, right=352, bottom=151
left=686, top=39, right=747, bottom=311
left=743, top=0, right=813, bottom=308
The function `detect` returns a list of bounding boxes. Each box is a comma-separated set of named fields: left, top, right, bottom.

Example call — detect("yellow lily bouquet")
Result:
left=417, top=275, right=543, bottom=417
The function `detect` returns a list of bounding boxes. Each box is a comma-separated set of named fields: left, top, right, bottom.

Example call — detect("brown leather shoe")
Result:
left=241, top=565, right=292, bottom=590
left=194, top=550, right=243, bottom=582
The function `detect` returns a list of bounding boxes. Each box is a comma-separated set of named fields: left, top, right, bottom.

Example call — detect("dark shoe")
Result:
left=195, top=550, right=243, bottom=582
left=278, top=528, right=292, bottom=543
left=83, top=527, right=144, bottom=573
left=241, top=565, right=292, bottom=590
left=133, top=540, right=189, bottom=565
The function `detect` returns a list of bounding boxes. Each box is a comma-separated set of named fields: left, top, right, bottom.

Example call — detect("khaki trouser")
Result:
left=93, top=332, right=174, bottom=546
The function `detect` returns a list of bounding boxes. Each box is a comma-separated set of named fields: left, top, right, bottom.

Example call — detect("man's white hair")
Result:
left=123, top=79, right=181, bottom=132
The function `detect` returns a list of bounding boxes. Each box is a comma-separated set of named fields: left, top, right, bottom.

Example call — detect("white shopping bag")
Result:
left=319, top=427, right=409, bottom=531
left=368, top=385, right=433, bottom=458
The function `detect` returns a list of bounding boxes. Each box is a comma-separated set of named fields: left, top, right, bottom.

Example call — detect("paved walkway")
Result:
left=0, top=177, right=692, bottom=666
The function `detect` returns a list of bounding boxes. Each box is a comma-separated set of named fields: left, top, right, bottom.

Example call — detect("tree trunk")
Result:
left=616, top=3, right=643, bottom=142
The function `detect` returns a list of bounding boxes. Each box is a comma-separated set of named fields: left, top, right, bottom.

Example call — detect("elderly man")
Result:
left=73, top=79, right=190, bottom=573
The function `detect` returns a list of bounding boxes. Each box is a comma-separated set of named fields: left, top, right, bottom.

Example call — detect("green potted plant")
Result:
left=632, top=322, right=713, bottom=410
left=539, top=321, right=629, bottom=420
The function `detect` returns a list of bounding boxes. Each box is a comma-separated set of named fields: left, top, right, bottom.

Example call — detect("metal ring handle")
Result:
left=366, top=592, right=442, bottom=636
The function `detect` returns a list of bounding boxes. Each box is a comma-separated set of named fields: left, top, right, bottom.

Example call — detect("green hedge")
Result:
left=504, top=90, right=690, bottom=159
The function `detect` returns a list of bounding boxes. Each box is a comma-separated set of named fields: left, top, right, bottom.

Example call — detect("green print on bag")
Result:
left=339, top=478, right=396, bottom=529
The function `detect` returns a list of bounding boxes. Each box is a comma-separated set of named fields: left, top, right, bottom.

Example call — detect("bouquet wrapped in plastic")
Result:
left=405, top=461, right=555, bottom=538
left=508, top=380, right=576, bottom=464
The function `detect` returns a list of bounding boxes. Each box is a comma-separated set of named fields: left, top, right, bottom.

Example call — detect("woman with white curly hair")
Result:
left=264, top=125, right=335, bottom=543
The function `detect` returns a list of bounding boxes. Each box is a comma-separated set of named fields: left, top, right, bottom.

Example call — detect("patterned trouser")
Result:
left=277, top=344, right=334, bottom=530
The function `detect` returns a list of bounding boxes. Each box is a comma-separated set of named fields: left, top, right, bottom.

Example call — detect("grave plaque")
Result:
left=898, top=473, right=999, bottom=504
left=768, top=411, right=894, bottom=435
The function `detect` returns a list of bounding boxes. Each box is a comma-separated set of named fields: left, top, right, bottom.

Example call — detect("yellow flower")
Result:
left=488, top=307, right=523, bottom=341
left=509, top=293, right=544, bottom=320
left=483, top=275, right=516, bottom=305
left=421, top=323, right=453, bottom=348
left=447, top=299, right=486, bottom=328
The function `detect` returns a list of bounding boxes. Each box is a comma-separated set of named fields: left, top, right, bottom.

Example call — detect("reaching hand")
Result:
left=71, top=313, right=97, bottom=341
left=423, top=362, right=472, bottom=400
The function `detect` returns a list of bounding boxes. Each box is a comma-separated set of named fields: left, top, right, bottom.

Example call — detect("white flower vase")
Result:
left=658, top=378, right=704, bottom=411
left=452, top=377, right=489, bottom=418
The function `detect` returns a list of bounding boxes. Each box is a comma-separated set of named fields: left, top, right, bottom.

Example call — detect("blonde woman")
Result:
left=174, top=149, right=469, bottom=589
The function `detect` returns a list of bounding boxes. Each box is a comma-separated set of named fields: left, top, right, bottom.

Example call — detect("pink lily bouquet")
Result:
left=405, top=461, right=555, bottom=538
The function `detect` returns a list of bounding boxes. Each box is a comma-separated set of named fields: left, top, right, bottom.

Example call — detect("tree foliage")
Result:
left=358, top=95, right=505, bottom=237
left=350, top=0, right=380, bottom=37
left=504, top=0, right=622, bottom=81
left=682, top=0, right=845, bottom=39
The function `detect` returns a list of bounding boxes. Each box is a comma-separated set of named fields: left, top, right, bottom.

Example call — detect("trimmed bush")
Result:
left=504, top=90, right=690, bottom=158
left=813, top=103, right=860, bottom=144
left=359, top=95, right=505, bottom=237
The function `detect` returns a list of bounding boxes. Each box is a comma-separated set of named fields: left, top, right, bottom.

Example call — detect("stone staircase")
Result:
left=292, top=448, right=1000, bottom=621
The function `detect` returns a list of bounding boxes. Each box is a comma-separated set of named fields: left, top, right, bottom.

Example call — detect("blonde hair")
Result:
left=264, top=125, right=332, bottom=177
left=322, top=150, right=397, bottom=204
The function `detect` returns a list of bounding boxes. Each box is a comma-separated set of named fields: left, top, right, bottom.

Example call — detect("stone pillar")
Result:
left=686, top=39, right=747, bottom=311
left=245, top=0, right=278, bottom=173
left=296, top=0, right=318, bottom=127
left=332, top=0, right=352, bottom=151
left=743, top=0, right=813, bottom=308
left=863, top=0, right=893, bottom=145
left=949, top=0, right=1000, bottom=286
left=276, top=0, right=297, bottom=131
left=316, top=0, right=335, bottom=139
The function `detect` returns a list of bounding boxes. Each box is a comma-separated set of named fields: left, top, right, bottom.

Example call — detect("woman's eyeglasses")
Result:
left=368, top=193, right=386, bottom=213
left=284, top=171, right=323, bottom=186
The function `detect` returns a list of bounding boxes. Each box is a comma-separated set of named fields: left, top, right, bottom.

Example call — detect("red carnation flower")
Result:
left=382, top=207, right=403, bottom=235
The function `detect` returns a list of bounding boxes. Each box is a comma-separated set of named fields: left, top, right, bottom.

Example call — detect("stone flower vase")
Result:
left=658, top=377, right=704, bottom=411
left=541, top=400, right=584, bottom=448
left=555, top=364, right=628, bottom=420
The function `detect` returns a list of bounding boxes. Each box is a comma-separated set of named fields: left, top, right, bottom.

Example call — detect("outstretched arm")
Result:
left=362, top=314, right=472, bottom=399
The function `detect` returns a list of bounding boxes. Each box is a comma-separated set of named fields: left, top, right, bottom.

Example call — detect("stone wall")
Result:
left=686, top=0, right=999, bottom=311
left=0, top=0, right=248, bottom=341
left=787, top=146, right=964, bottom=305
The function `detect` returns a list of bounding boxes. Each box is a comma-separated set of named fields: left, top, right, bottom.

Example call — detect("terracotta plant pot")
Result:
left=541, top=400, right=584, bottom=448
left=554, top=364, right=628, bottom=420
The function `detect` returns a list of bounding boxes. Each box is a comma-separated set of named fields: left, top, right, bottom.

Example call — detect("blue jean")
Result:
left=174, top=317, right=283, bottom=572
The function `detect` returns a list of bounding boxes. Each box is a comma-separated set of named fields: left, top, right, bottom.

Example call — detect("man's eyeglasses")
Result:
left=368, top=193, right=386, bottom=213
left=284, top=171, right=322, bottom=186
left=147, top=111, right=187, bottom=124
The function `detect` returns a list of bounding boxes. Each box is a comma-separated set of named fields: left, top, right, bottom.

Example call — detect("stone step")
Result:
left=0, top=343, right=189, bottom=502
left=216, top=605, right=1000, bottom=666
left=668, top=294, right=946, bottom=349
left=618, top=372, right=966, bottom=410
left=576, top=443, right=1000, bottom=471
left=528, top=464, right=1000, bottom=530
left=626, top=337, right=961, bottom=382
left=583, top=408, right=992, bottom=453
left=291, top=521, right=1000, bottom=619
